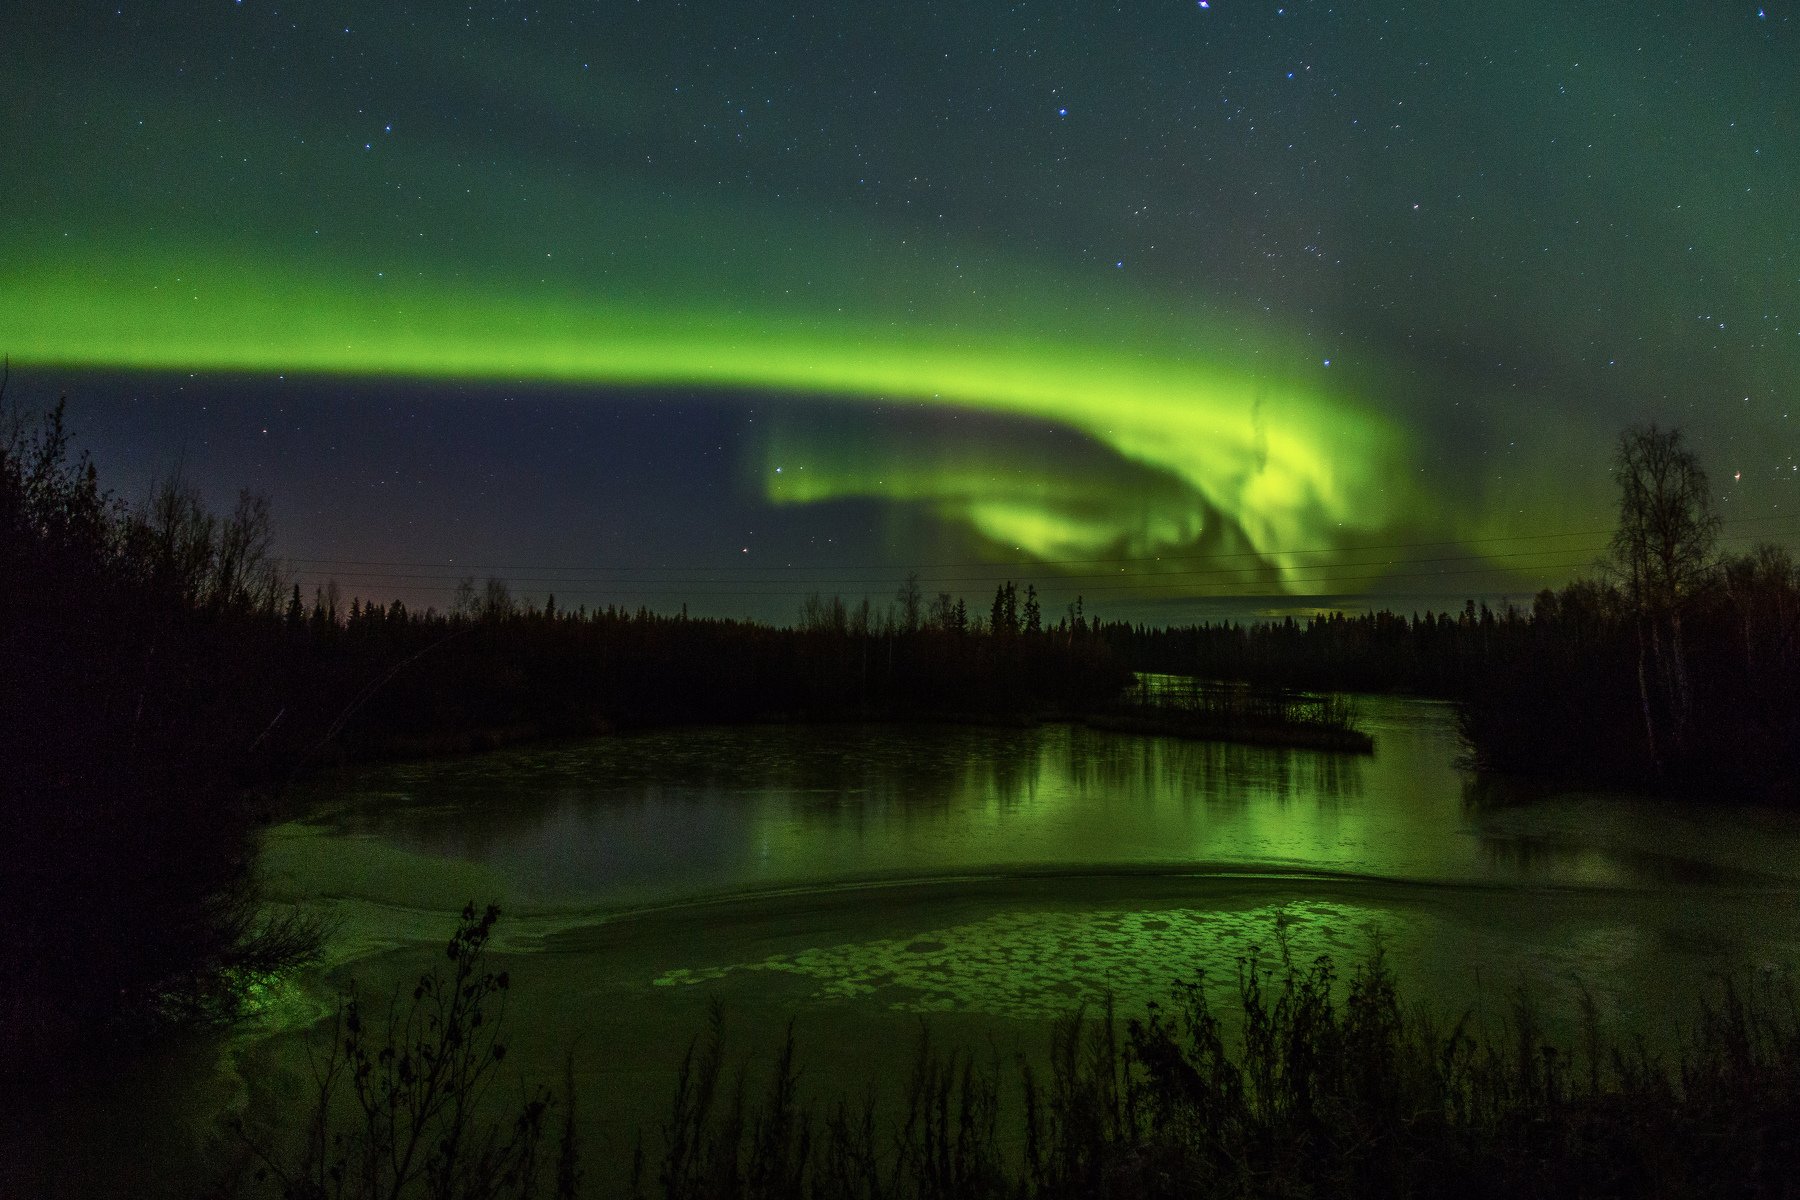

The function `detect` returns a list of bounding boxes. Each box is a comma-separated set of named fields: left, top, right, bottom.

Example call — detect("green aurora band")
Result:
left=4, top=239, right=1418, bottom=589
left=7, top=2, right=1798, bottom=603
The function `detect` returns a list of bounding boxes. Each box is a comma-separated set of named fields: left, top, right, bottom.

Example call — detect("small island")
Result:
left=1086, top=674, right=1374, bottom=753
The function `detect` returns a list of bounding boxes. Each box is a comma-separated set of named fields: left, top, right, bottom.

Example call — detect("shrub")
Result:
left=231, top=903, right=580, bottom=1200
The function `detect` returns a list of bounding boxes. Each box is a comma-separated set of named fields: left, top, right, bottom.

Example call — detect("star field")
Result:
left=2, top=2, right=1795, bottom=617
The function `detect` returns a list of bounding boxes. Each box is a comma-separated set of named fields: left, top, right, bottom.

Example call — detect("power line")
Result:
left=282, top=543, right=1620, bottom=587
left=278, top=511, right=1800, bottom=577
left=304, top=559, right=1630, bottom=603
left=280, top=526, right=1611, bottom=573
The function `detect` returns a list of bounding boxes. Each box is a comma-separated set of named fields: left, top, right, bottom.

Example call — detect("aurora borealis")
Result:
left=4, top=2, right=1797, bottom=618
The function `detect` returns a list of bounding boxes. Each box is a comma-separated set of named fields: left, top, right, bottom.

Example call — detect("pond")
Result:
left=249, top=700, right=1800, bottom=1181
left=37, top=698, right=1800, bottom=1197
left=279, top=696, right=1800, bottom=907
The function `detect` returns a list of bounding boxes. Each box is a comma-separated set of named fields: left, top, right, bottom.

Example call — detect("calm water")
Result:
left=253, top=693, right=1800, bottom=1072
left=257, top=695, right=1800, bottom=1070
left=286, top=696, right=1800, bottom=908
left=65, top=698, right=1798, bottom=1198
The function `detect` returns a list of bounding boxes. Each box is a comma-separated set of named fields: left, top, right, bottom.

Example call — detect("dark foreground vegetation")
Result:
left=639, top=962, right=1800, bottom=1200
left=229, top=906, right=1800, bottom=1200
left=226, top=905, right=582, bottom=1200
left=1, top=395, right=321, bottom=1072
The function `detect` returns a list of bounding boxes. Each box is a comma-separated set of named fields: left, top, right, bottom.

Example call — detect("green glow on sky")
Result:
left=4, top=243, right=1413, bottom=588
left=761, top=419, right=1303, bottom=583
left=4, top=2, right=1798, bottom=606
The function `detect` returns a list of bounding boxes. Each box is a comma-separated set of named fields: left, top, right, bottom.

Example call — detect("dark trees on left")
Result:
left=0, top=394, right=314, bottom=1071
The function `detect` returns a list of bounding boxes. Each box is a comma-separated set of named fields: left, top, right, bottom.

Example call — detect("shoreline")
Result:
left=328, top=702, right=1376, bottom=770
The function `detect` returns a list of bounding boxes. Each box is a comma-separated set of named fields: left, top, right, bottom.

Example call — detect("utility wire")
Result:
left=281, top=544, right=1620, bottom=587
left=279, top=511, right=1800, bottom=577
left=306, top=559, right=1638, bottom=602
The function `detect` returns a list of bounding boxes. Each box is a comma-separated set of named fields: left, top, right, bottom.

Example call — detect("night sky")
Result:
left=4, top=2, right=1797, bottom=622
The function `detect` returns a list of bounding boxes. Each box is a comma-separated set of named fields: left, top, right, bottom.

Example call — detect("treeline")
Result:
left=1103, top=554, right=1800, bottom=802
left=288, top=584, right=1129, bottom=760
left=1099, top=604, right=1507, bottom=696
left=1456, top=549, right=1799, bottom=797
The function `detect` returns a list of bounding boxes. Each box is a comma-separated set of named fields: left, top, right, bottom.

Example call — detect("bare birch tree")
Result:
left=1607, top=424, right=1718, bottom=771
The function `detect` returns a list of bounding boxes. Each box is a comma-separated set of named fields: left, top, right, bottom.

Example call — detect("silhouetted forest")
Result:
left=1106, top=577, right=1798, bottom=800
left=291, top=581, right=1130, bottom=761
left=1448, top=548, right=1796, bottom=794
left=1460, top=427, right=1800, bottom=799
left=1102, top=604, right=1502, bottom=696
